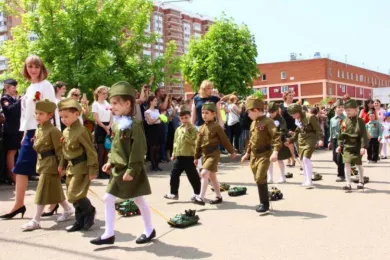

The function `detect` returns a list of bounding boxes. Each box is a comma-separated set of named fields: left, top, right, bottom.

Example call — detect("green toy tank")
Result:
left=116, top=199, right=141, bottom=217
left=228, top=187, right=247, bottom=197
left=210, top=183, right=230, bottom=192
left=312, top=172, right=323, bottom=181
left=268, top=186, right=283, bottom=201
left=168, top=209, right=200, bottom=228
left=285, top=172, right=293, bottom=178
left=352, top=176, right=369, bottom=184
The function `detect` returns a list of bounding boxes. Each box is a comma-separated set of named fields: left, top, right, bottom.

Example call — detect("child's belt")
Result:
left=202, top=145, right=219, bottom=154
left=68, top=153, right=87, bottom=166
left=38, top=149, right=55, bottom=159
left=253, top=145, right=271, bottom=154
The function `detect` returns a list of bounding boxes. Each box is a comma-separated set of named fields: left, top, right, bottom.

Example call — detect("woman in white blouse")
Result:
left=67, top=88, right=89, bottom=125
left=92, top=86, right=112, bottom=179
left=0, top=55, right=60, bottom=219
left=144, top=95, right=162, bottom=172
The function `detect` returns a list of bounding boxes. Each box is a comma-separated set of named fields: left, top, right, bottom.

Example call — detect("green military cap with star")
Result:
left=267, top=101, right=280, bottom=113
left=58, top=98, right=82, bottom=113
left=344, top=99, right=358, bottom=109
left=202, top=102, right=217, bottom=112
left=36, top=99, right=57, bottom=113
left=245, top=97, right=264, bottom=111
left=334, top=99, right=344, bottom=107
left=109, top=81, right=135, bottom=99
left=287, top=103, right=302, bottom=115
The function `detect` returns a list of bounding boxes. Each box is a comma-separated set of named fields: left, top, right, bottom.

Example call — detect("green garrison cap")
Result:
left=245, top=97, right=264, bottom=111
left=267, top=101, right=279, bottom=113
left=109, top=81, right=135, bottom=99
left=36, top=99, right=56, bottom=113
left=287, top=103, right=302, bottom=115
left=58, top=98, right=82, bottom=113
left=178, top=105, right=191, bottom=116
left=344, top=99, right=358, bottom=109
left=334, top=99, right=344, bottom=107
left=202, top=101, right=217, bottom=112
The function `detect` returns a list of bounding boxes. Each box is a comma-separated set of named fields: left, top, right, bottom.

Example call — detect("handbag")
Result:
left=104, top=135, right=112, bottom=150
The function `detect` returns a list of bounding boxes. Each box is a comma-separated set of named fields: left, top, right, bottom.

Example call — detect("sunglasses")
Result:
left=72, top=93, right=80, bottom=97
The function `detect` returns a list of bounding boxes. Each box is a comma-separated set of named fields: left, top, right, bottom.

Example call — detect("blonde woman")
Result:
left=67, top=88, right=89, bottom=125
left=92, top=86, right=112, bottom=179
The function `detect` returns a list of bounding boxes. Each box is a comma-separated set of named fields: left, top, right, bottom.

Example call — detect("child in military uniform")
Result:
left=21, top=100, right=74, bottom=231
left=241, top=97, right=280, bottom=214
left=266, top=102, right=291, bottom=183
left=58, top=98, right=98, bottom=232
left=336, top=99, right=368, bottom=190
left=328, top=99, right=346, bottom=182
left=90, top=81, right=155, bottom=246
left=164, top=105, right=201, bottom=201
left=193, top=102, right=236, bottom=206
left=366, top=110, right=382, bottom=163
left=286, top=103, right=323, bottom=188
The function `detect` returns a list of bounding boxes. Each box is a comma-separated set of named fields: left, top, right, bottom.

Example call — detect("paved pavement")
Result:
left=1, top=150, right=390, bottom=260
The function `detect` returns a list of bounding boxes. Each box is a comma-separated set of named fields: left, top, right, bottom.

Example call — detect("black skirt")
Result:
left=166, top=121, right=175, bottom=150
left=146, top=124, right=162, bottom=146
left=94, top=122, right=110, bottom=144
left=3, top=132, right=23, bottom=150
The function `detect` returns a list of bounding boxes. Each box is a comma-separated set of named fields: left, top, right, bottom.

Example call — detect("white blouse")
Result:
left=20, top=80, right=60, bottom=131
left=144, top=109, right=161, bottom=125
left=92, top=100, right=111, bottom=122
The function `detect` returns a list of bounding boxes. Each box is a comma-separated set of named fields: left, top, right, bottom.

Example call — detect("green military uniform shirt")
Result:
left=338, top=116, right=368, bottom=165
left=33, top=121, right=65, bottom=205
left=106, top=119, right=151, bottom=199
left=289, top=112, right=323, bottom=160
left=61, top=120, right=98, bottom=203
left=328, top=114, right=345, bottom=142
left=172, top=123, right=198, bottom=157
left=195, top=121, right=234, bottom=172
left=366, top=120, right=382, bottom=139
left=272, top=114, right=291, bottom=160
left=247, top=115, right=282, bottom=184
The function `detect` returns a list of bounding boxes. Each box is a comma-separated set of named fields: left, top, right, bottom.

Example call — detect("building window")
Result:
left=328, top=87, right=332, bottom=95
left=359, top=75, right=363, bottom=82
left=341, top=71, right=344, bottom=78
left=261, top=74, right=267, bottom=81
left=194, top=23, right=201, bottom=31
left=360, top=88, right=363, bottom=95
left=341, top=85, right=346, bottom=92
left=337, top=69, right=340, bottom=78
left=260, top=88, right=267, bottom=95
left=281, top=85, right=288, bottom=93
left=328, top=68, right=332, bottom=77
left=346, top=72, right=349, bottom=80
left=280, top=71, right=286, bottom=80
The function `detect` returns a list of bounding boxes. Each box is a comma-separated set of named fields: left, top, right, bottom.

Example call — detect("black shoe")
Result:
left=41, top=204, right=59, bottom=217
left=157, top=167, right=163, bottom=171
left=136, top=229, right=156, bottom=244
left=29, top=175, right=40, bottom=181
left=83, top=208, right=96, bottom=230
left=0, top=205, right=26, bottom=219
left=210, top=197, right=223, bottom=204
left=66, top=222, right=83, bottom=232
left=192, top=197, right=205, bottom=206
left=342, top=185, right=352, bottom=191
left=90, top=235, right=115, bottom=245
left=256, top=204, right=269, bottom=214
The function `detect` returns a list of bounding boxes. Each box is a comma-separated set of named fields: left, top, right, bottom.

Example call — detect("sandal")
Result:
left=57, top=208, right=75, bottom=222
left=21, top=219, right=41, bottom=231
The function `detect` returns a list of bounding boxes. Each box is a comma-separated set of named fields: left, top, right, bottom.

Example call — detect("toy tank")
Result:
left=228, top=187, right=247, bottom=197
left=210, top=183, right=230, bottom=192
left=268, top=186, right=283, bottom=201
left=168, top=209, right=199, bottom=228
left=116, top=199, right=141, bottom=217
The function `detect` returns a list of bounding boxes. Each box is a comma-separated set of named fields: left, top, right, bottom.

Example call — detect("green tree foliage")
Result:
left=0, top=0, right=181, bottom=95
left=181, top=14, right=260, bottom=96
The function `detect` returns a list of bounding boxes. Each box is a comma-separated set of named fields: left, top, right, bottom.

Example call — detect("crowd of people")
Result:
left=0, top=54, right=389, bottom=246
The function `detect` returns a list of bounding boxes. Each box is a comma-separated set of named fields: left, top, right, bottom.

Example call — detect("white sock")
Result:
left=59, top=200, right=72, bottom=212
left=382, top=145, right=387, bottom=157
left=301, top=158, right=307, bottom=183
left=302, top=157, right=313, bottom=184
left=345, top=163, right=352, bottom=185
left=134, top=196, right=154, bottom=237
left=199, top=170, right=210, bottom=200
left=102, top=193, right=116, bottom=239
left=277, top=160, right=286, bottom=180
left=209, top=172, right=221, bottom=198
left=33, top=205, right=45, bottom=223
left=267, top=163, right=273, bottom=182
left=357, top=165, right=364, bottom=183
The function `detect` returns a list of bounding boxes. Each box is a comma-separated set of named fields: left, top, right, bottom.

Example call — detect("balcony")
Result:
left=167, top=11, right=181, bottom=18
left=167, top=17, right=182, bottom=26
left=0, top=26, right=7, bottom=33
left=168, top=25, right=183, bottom=33
left=167, top=32, right=183, bottom=40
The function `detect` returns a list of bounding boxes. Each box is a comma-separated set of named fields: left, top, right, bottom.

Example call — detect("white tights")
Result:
left=344, top=163, right=364, bottom=186
left=267, top=161, right=286, bottom=182
left=101, top=193, right=154, bottom=239
left=198, top=169, right=221, bottom=200
left=33, top=200, right=71, bottom=223
left=382, top=144, right=388, bottom=157
left=302, top=157, right=313, bottom=185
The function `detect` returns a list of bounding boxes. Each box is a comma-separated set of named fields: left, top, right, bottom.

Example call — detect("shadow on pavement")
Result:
left=271, top=210, right=327, bottom=219
left=94, top=240, right=212, bottom=259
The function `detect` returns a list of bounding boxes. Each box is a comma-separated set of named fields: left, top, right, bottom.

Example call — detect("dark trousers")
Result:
left=332, top=138, right=345, bottom=178
left=367, top=138, right=380, bottom=162
left=228, top=122, right=241, bottom=151
left=170, top=156, right=201, bottom=195
left=74, top=197, right=95, bottom=226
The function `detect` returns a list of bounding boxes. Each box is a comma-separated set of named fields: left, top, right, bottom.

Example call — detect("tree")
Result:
left=181, top=14, right=260, bottom=96
left=0, top=0, right=181, bottom=95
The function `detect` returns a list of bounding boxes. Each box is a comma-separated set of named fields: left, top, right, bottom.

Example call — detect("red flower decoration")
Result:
left=328, top=100, right=334, bottom=105
left=33, top=91, right=41, bottom=102
left=60, top=137, right=65, bottom=143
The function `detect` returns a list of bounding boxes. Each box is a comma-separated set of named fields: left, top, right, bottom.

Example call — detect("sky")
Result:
left=171, top=0, right=390, bottom=74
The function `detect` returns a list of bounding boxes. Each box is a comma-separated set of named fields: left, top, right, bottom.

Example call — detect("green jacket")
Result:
left=172, top=123, right=198, bottom=157
left=338, top=116, right=368, bottom=150
left=289, top=112, right=323, bottom=149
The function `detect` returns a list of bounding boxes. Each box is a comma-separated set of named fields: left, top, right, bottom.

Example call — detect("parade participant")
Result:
left=266, top=102, right=291, bottom=183
left=380, top=112, right=390, bottom=158
left=286, top=103, right=324, bottom=188
left=193, top=102, right=236, bottom=205
left=328, top=99, right=346, bottom=182
left=58, top=98, right=98, bottom=232
left=336, top=99, right=368, bottom=191
left=1, top=79, right=22, bottom=185
left=90, top=81, right=155, bottom=246
left=21, top=100, right=74, bottom=231
left=164, top=105, right=201, bottom=201
left=366, top=110, right=382, bottom=163
left=241, top=97, right=280, bottom=214
left=280, top=90, right=297, bottom=167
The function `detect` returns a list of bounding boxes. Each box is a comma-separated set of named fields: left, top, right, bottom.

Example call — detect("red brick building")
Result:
left=184, top=58, right=390, bottom=104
